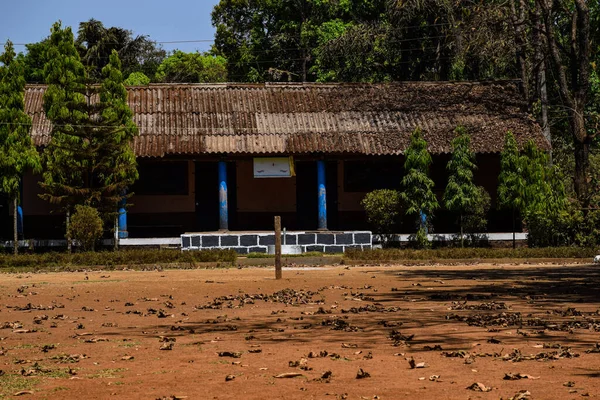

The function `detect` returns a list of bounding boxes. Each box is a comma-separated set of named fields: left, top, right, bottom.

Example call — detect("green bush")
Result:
left=526, top=203, right=600, bottom=248
left=361, top=189, right=401, bottom=246
left=0, top=249, right=237, bottom=271
left=344, top=247, right=597, bottom=261
left=124, top=72, right=151, bottom=86
left=408, top=227, right=431, bottom=249
left=68, top=205, right=104, bottom=251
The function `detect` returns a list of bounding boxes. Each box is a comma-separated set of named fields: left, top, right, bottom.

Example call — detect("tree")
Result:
left=400, top=127, right=438, bottom=247
left=40, top=23, right=138, bottom=251
left=519, top=140, right=567, bottom=247
left=76, top=19, right=166, bottom=80
left=155, top=51, right=228, bottom=83
left=0, top=40, right=41, bottom=254
left=124, top=72, right=150, bottom=86
left=443, top=126, right=486, bottom=247
left=497, top=131, right=525, bottom=248
left=537, top=0, right=597, bottom=203
left=361, top=189, right=401, bottom=247
left=16, top=38, right=52, bottom=83
left=68, top=204, right=103, bottom=252
left=40, top=22, right=90, bottom=251
left=95, top=50, right=139, bottom=221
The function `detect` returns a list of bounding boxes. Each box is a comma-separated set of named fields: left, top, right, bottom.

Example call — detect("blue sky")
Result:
left=0, top=0, right=220, bottom=54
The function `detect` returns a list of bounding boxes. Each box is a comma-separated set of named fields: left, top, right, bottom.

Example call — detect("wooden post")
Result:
left=274, top=216, right=282, bottom=280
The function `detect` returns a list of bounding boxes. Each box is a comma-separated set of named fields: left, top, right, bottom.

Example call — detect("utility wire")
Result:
left=7, top=21, right=454, bottom=47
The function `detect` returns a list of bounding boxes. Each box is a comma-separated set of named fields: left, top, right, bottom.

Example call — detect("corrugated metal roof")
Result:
left=24, top=82, right=548, bottom=158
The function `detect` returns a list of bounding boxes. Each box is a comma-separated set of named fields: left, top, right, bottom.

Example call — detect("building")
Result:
left=0, top=81, right=547, bottom=246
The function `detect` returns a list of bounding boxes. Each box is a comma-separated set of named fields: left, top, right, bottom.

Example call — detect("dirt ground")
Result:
left=1, top=263, right=600, bottom=400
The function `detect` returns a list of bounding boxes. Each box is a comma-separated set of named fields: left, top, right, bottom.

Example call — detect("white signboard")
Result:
left=253, top=157, right=294, bottom=178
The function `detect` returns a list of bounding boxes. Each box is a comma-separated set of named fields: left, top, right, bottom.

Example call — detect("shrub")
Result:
left=361, top=189, right=401, bottom=246
left=0, top=249, right=237, bottom=271
left=68, top=205, right=104, bottom=251
left=344, top=247, right=597, bottom=261
left=124, top=72, right=151, bottom=86
left=408, top=227, right=431, bottom=249
left=526, top=202, right=600, bottom=248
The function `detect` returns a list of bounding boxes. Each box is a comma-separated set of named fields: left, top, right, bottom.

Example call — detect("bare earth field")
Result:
left=1, top=263, right=600, bottom=400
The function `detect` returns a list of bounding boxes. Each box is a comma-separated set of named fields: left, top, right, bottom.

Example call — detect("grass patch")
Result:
left=0, top=249, right=237, bottom=272
left=87, top=368, right=127, bottom=379
left=118, top=341, right=141, bottom=348
left=0, top=374, right=40, bottom=398
left=344, top=247, right=597, bottom=261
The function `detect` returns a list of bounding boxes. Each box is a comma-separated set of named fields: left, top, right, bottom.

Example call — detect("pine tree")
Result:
left=400, top=127, right=438, bottom=247
left=40, top=24, right=139, bottom=251
left=95, top=50, right=138, bottom=220
left=443, top=126, right=484, bottom=247
left=40, top=22, right=90, bottom=251
left=0, top=40, right=41, bottom=254
left=497, top=131, right=525, bottom=248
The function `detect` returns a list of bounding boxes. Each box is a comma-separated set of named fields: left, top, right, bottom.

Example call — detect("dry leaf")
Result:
left=274, top=372, right=303, bottom=378
left=466, top=382, right=492, bottom=392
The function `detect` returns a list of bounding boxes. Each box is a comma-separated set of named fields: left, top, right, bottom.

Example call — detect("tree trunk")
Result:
left=13, top=197, right=18, bottom=255
left=574, top=137, right=590, bottom=204
left=572, top=110, right=590, bottom=202
left=512, top=208, right=516, bottom=250
left=460, top=214, right=464, bottom=248
left=538, top=65, right=551, bottom=161
left=66, top=210, right=72, bottom=254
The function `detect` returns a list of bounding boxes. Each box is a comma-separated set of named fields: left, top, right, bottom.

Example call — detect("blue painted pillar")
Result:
left=118, top=192, right=128, bottom=239
left=420, top=211, right=428, bottom=235
left=317, top=160, right=327, bottom=230
left=218, top=161, right=229, bottom=231
left=17, top=178, right=24, bottom=239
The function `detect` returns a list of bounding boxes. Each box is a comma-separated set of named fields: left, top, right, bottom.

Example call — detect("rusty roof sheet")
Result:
left=24, top=82, right=548, bottom=158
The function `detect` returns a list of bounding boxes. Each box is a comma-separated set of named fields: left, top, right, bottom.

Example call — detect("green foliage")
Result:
left=526, top=201, right=600, bottom=248
left=18, top=19, right=165, bottom=83
left=0, top=249, right=238, bottom=271
left=76, top=19, right=166, bottom=80
left=212, top=0, right=517, bottom=82
left=463, top=186, right=491, bottom=234
left=95, top=50, right=139, bottom=217
left=40, top=23, right=138, bottom=233
left=16, top=39, right=51, bottom=83
left=68, top=205, right=103, bottom=251
left=519, top=141, right=566, bottom=229
left=409, top=227, right=431, bottom=250
left=443, top=127, right=488, bottom=245
left=124, top=72, right=150, bottom=86
left=498, top=132, right=525, bottom=212
left=40, top=22, right=90, bottom=210
left=400, top=127, right=438, bottom=227
left=361, top=189, right=401, bottom=245
left=155, top=51, right=228, bottom=83
left=344, top=246, right=598, bottom=261
left=0, top=40, right=42, bottom=199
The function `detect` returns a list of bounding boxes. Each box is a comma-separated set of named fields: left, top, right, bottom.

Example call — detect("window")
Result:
left=343, top=160, right=402, bottom=192
left=132, top=161, right=189, bottom=195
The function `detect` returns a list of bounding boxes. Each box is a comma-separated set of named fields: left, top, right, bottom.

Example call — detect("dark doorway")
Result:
left=195, top=162, right=237, bottom=231
left=295, top=161, right=338, bottom=231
